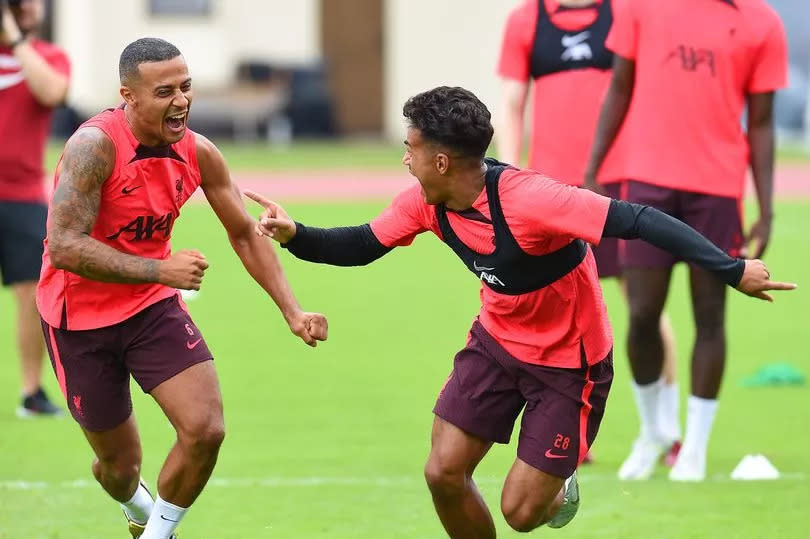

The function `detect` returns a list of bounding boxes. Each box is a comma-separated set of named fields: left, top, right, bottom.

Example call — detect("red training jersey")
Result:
left=37, top=106, right=202, bottom=330
left=0, top=39, right=70, bottom=203
left=371, top=168, right=613, bottom=368
left=605, top=0, right=788, bottom=197
left=497, top=0, right=626, bottom=186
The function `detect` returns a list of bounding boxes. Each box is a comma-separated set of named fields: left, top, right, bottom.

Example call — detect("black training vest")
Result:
left=530, top=0, right=613, bottom=78
left=436, top=159, right=587, bottom=296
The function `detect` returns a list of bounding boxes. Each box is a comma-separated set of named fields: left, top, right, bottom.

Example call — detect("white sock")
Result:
left=657, top=381, right=682, bottom=443
left=120, top=481, right=154, bottom=525
left=681, top=395, right=718, bottom=456
left=141, top=494, right=187, bottom=539
left=631, top=379, right=662, bottom=441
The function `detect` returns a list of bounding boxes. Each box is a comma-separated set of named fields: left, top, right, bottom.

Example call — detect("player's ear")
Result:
left=435, top=152, right=450, bottom=175
left=120, top=85, right=136, bottom=107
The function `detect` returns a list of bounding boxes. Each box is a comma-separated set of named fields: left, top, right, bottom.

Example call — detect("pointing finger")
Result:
left=243, top=190, right=273, bottom=209
left=765, top=281, right=797, bottom=291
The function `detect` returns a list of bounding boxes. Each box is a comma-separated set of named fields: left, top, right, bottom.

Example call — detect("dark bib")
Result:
left=436, top=158, right=587, bottom=296
left=530, top=0, right=613, bottom=78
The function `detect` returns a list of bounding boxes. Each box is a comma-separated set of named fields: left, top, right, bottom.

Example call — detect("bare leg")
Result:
left=660, top=313, right=678, bottom=385
left=12, top=282, right=46, bottom=395
left=424, top=416, right=495, bottom=539
left=668, top=266, right=726, bottom=481
left=82, top=414, right=144, bottom=502
left=688, top=267, right=727, bottom=398
left=500, top=458, right=566, bottom=532
left=618, top=268, right=675, bottom=480
left=625, top=267, right=673, bottom=384
left=149, top=360, right=225, bottom=507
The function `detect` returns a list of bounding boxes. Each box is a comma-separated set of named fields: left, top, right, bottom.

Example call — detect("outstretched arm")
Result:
left=603, top=199, right=796, bottom=301
left=244, top=191, right=393, bottom=266
left=197, top=136, right=327, bottom=346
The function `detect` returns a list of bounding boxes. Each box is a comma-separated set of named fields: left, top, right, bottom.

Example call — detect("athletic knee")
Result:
left=693, top=307, right=725, bottom=340
left=93, top=455, right=140, bottom=488
left=501, top=498, right=547, bottom=533
left=424, top=458, right=466, bottom=497
left=628, top=311, right=660, bottom=338
left=179, top=416, right=225, bottom=455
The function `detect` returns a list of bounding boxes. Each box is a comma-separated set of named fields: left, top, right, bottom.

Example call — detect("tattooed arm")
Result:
left=48, top=127, right=206, bottom=289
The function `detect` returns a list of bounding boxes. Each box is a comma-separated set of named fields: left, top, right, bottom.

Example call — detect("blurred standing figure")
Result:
left=585, top=0, right=788, bottom=481
left=0, top=0, right=69, bottom=416
left=497, top=0, right=682, bottom=466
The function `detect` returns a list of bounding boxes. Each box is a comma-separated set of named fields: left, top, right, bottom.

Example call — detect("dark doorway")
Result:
left=320, top=0, right=384, bottom=135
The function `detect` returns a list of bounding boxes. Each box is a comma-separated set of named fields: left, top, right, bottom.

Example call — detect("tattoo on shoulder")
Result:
left=51, top=129, right=115, bottom=234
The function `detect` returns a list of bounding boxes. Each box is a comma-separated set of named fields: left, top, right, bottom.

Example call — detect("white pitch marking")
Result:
left=0, top=472, right=805, bottom=490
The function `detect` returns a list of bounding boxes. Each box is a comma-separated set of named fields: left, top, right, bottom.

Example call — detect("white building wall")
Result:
left=54, top=0, right=521, bottom=140
left=383, top=0, right=520, bottom=139
left=55, top=0, right=320, bottom=114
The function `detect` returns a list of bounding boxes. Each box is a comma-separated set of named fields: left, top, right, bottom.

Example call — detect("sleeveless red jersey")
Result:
left=37, top=106, right=202, bottom=330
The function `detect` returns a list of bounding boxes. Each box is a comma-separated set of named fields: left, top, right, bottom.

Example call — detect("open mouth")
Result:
left=165, top=111, right=187, bottom=133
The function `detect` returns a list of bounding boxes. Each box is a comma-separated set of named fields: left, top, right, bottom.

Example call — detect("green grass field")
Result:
left=1, top=144, right=808, bottom=537
left=45, top=139, right=810, bottom=172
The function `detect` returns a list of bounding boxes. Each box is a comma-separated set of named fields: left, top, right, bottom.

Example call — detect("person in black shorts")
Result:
left=0, top=0, right=70, bottom=416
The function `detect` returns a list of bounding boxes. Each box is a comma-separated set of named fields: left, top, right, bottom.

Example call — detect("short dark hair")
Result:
left=119, top=37, right=182, bottom=84
left=402, top=86, right=494, bottom=159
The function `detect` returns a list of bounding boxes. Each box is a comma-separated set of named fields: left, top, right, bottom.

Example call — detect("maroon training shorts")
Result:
left=41, top=295, right=213, bottom=432
left=592, top=183, right=622, bottom=278
left=433, top=320, right=613, bottom=478
left=621, top=180, right=744, bottom=269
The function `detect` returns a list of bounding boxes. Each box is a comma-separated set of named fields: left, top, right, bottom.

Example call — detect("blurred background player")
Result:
left=585, top=0, right=788, bottom=481
left=496, top=0, right=681, bottom=465
left=0, top=0, right=69, bottom=417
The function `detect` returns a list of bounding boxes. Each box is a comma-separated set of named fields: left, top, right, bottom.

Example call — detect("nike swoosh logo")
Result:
left=186, top=338, right=202, bottom=349
left=473, top=261, right=495, bottom=272
left=545, top=449, right=568, bottom=459
left=160, top=514, right=179, bottom=522
left=121, top=185, right=141, bottom=195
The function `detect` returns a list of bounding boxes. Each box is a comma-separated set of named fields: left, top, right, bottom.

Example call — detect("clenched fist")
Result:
left=159, top=249, right=209, bottom=290
left=286, top=310, right=329, bottom=347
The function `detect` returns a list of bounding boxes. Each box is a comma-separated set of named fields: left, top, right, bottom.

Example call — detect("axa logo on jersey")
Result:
left=106, top=212, right=175, bottom=241
left=473, top=261, right=505, bottom=287
left=561, top=31, right=593, bottom=62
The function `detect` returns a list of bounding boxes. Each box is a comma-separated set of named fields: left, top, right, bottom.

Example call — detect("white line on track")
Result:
left=0, top=472, right=805, bottom=490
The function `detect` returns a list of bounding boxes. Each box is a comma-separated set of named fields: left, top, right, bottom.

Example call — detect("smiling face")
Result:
left=120, top=55, right=192, bottom=147
left=402, top=127, right=451, bottom=205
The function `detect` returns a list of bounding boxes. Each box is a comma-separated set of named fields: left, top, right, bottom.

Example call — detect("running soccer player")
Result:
left=37, top=38, right=327, bottom=538
left=247, top=86, right=793, bottom=536
left=584, top=0, right=788, bottom=481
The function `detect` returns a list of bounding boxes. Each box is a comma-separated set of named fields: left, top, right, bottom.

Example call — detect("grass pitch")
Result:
left=0, top=196, right=807, bottom=538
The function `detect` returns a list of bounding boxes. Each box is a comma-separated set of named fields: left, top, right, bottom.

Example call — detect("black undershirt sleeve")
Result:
left=281, top=222, right=392, bottom=266
left=602, top=199, right=745, bottom=287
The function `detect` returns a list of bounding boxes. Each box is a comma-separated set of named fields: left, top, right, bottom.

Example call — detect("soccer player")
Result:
left=246, top=86, right=793, bottom=536
left=496, top=0, right=682, bottom=465
left=36, top=38, right=327, bottom=539
left=584, top=0, right=788, bottom=481
left=0, top=0, right=69, bottom=416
